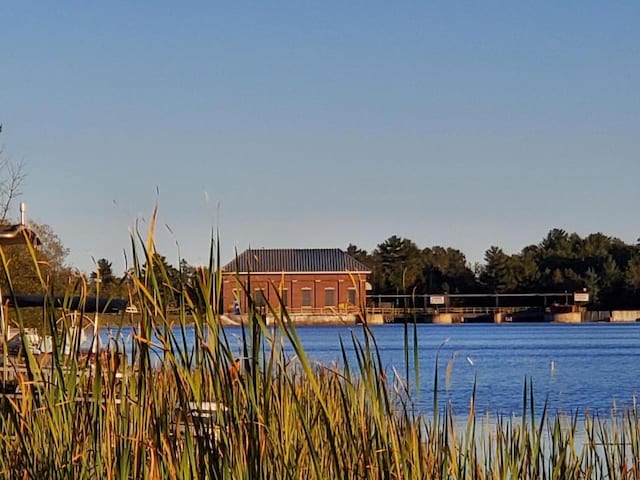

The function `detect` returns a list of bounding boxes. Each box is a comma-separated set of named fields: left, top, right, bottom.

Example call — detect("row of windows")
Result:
left=237, top=288, right=357, bottom=307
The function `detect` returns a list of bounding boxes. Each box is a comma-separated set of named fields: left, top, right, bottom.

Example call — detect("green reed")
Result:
left=0, top=218, right=640, bottom=478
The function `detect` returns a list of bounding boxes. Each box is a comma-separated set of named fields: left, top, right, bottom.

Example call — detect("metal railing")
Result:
left=253, top=305, right=363, bottom=316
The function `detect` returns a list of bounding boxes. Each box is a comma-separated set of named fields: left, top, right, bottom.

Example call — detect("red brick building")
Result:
left=222, top=248, right=371, bottom=315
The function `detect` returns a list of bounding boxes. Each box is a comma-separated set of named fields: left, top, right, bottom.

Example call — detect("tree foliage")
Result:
left=0, top=222, right=72, bottom=295
left=89, top=258, right=123, bottom=297
left=350, top=228, right=640, bottom=308
left=371, top=236, right=422, bottom=295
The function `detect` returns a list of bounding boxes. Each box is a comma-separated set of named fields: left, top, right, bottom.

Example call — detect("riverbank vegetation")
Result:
left=1, top=224, right=640, bottom=478
left=351, top=230, right=640, bottom=309
left=3, top=224, right=640, bottom=312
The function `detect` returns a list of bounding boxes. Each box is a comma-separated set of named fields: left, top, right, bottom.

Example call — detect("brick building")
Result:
left=222, top=248, right=371, bottom=316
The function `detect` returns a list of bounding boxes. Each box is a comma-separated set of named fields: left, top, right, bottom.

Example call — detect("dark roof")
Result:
left=223, top=248, right=370, bottom=273
left=0, top=224, right=41, bottom=245
left=4, top=295, right=127, bottom=313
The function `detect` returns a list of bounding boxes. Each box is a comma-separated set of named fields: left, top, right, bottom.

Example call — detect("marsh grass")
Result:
left=0, top=219, right=639, bottom=478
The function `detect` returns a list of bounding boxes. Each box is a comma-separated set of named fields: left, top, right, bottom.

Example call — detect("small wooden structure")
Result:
left=0, top=207, right=130, bottom=392
left=0, top=213, right=41, bottom=389
left=0, top=296, right=128, bottom=394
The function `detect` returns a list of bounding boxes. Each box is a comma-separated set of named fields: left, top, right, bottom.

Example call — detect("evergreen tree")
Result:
left=90, top=258, right=119, bottom=296
left=481, top=246, right=517, bottom=292
left=372, top=236, right=422, bottom=294
left=626, top=256, right=640, bottom=293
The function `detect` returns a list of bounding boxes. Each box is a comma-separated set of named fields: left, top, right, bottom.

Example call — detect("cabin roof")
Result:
left=223, top=248, right=370, bottom=273
left=0, top=223, right=41, bottom=246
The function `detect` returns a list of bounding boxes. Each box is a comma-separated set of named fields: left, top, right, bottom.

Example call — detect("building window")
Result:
left=324, top=288, right=335, bottom=307
left=255, top=288, right=266, bottom=306
left=347, top=288, right=356, bottom=305
left=231, top=289, right=243, bottom=313
left=280, top=288, right=288, bottom=306
left=301, top=288, right=312, bottom=307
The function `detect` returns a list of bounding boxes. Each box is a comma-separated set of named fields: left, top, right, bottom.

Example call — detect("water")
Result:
left=102, top=322, right=640, bottom=418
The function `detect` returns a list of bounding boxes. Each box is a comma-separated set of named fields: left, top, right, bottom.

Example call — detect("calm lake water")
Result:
left=105, top=322, right=640, bottom=418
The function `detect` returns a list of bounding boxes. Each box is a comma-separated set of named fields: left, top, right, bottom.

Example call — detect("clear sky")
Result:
left=1, top=2, right=638, bottom=275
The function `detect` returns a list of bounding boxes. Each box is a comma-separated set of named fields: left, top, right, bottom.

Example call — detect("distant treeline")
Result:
left=347, top=229, right=640, bottom=309
left=5, top=222, right=637, bottom=310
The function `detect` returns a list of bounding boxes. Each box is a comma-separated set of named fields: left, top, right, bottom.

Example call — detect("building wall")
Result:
left=222, top=272, right=368, bottom=314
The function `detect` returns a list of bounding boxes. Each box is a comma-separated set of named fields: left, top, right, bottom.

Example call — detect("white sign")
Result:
left=574, top=292, right=589, bottom=303
left=430, top=295, right=446, bottom=305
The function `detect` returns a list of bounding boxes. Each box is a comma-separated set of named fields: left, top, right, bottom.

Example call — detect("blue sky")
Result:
left=1, top=2, right=638, bottom=274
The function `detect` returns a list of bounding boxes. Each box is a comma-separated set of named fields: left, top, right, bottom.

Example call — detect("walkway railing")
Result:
left=366, top=305, right=538, bottom=315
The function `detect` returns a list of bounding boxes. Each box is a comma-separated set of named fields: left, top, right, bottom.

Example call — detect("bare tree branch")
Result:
left=0, top=152, right=26, bottom=223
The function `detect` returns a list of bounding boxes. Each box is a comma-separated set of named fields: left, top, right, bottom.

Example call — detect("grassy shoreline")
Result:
left=3, top=305, right=640, bottom=478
